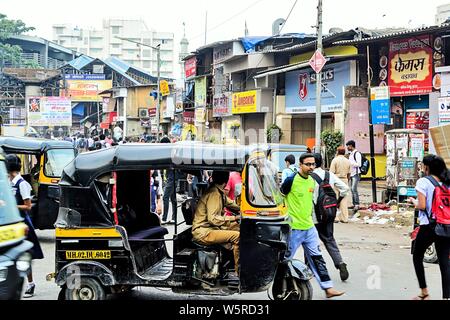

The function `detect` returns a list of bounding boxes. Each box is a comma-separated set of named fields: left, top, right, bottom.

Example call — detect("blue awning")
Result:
left=240, top=36, right=272, bottom=53
left=72, top=103, right=85, bottom=117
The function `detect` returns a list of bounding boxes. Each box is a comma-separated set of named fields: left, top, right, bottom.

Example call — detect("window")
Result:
left=44, top=149, right=76, bottom=178
left=111, top=26, right=120, bottom=35
left=55, top=27, right=64, bottom=35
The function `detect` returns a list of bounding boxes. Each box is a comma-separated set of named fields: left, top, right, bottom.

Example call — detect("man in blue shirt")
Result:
left=281, top=154, right=298, bottom=183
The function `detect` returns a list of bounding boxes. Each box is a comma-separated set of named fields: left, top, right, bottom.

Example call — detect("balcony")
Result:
left=2, top=52, right=66, bottom=69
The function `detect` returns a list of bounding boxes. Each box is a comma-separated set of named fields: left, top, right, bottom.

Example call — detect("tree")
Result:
left=321, top=130, right=343, bottom=168
left=266, top=124, right=284, bottom=143
left=0, top=13, right=35, bottom=68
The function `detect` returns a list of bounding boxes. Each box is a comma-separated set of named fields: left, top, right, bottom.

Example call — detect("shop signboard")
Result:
left=388, top=36, right=433, bottom=97
left=438, top=97, right=450, bottom=124
left=195, top=77, right=207, bottom=107
left=63, top=74, right=112, bottom=102
left=285, top=61, right=352, bottom=114
left=195, top=107, right=206, bottom=123
left=185, top=57, right=197, bottom=79
left=183, top=111, right=195, bottom=124
left=232, top=90, right=258, bottom=114
left=370, top=86, right=391, bottom=125
left=27, top=97, right=72, bottom=127
left=213, top=43, right=234, bottom=65
left=213, top=93, right=232, bottom=117
left=407, top=111, right=429, bottom=151
left=160, top=80, right=170, bottom=97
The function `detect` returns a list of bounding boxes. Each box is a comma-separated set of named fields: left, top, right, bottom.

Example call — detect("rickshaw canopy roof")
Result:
left=62, top=143, right=255, bottom=187
left=0, top=136, right=75, bottom=154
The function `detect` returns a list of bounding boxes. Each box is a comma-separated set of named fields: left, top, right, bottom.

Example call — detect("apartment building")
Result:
left=52, top=18, right=174, bottom=78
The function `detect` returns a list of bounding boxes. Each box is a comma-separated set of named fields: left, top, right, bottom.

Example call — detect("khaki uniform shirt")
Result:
left=330, top=155, right=351, bottom=180
left=192, top=185, right=240, bottom=241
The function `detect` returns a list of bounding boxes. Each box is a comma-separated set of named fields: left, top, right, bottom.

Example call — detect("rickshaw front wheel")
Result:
left=65, top=277, right=106, bottom=301
left=272, top=278, right=313, bottom=301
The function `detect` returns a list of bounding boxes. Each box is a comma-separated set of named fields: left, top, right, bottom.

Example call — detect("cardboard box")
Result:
left=430, top=124, right=450, bottom=167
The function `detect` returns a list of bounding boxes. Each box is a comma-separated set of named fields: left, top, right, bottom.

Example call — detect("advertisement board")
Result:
left=213, top=93, right=232, bottom=117
left=195, top=77, right=207, bottom=107
left=370, top=86, right=391, bottom=125
left=63, top=74, right=112, bottom=102
left=185, top=57, right=197, bottom=79
left=27, top=97, right=72, bottom=127
left=232, top=90, right=258, bottom=114
left=388, top=36, right=433, bottom=96
left=285, top=61, right=353, bottom=114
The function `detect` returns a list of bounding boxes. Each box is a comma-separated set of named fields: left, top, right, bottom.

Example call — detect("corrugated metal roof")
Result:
left=67, top=55, right=95, bottom=70
left=261, top=30, right=357, bottom=53
left=333, top=23, right=450, bottom=45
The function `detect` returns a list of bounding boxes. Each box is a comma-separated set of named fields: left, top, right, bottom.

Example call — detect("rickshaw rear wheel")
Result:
left=271, top=278, right=313, bottom=301
left=65, top=277, right=106, bottom=301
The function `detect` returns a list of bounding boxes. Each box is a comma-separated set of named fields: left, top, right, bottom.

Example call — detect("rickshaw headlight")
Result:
left=16, top=253, right=32, bottom=272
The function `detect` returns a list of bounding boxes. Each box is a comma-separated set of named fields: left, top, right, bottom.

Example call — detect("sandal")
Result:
left=412, top=294, right=430, bottom=300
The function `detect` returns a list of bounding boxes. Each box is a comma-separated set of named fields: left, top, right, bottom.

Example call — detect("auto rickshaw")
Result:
left=0, top=137, right=76, bottom=230
left=51, top=143, right=314, bottom=300
left=0, top=148, right=33, bottom=300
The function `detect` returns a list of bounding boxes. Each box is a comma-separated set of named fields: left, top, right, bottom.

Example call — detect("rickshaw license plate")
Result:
left=66, top=250, right=111, bottom=260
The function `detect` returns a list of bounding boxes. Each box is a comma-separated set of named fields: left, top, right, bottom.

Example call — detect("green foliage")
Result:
left=321, top=130, right=343, bottom=166
left=0, top=13, right=35, bottom=68
left=266, top=124, right=284, bottom=143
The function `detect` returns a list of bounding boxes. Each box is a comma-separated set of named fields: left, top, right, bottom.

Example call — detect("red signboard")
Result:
left=183, top=111, right=195, bottom=124
left=388, top=36, right=433, bottom=97
left=406, top=111, right=430, bottom=151
left=185, top=57, right=197, bottom=79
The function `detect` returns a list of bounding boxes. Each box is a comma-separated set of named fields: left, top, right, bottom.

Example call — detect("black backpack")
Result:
left=310, top=171, right=338, bottom=224
left=354, top=152, right=370, bottom=175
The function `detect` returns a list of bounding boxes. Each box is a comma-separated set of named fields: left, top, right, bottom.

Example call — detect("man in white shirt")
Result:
left=311, top=153, right=350, bottom=281
left=346, top=140, right=362, bottom=211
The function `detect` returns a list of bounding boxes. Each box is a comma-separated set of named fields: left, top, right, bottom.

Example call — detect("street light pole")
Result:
left=114, top=36, right=162, bottom=140
left=315, top=0, right=323, bottom=154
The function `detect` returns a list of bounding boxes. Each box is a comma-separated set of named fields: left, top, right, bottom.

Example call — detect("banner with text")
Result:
left=27, top=97, right=72, bottom=127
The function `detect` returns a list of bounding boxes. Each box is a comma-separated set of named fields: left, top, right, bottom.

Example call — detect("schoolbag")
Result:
left=354, top=152, right=370, bottom=175
left=426, top=176, right=450, bottom=237
left=310, top=171, right=338, bottom=224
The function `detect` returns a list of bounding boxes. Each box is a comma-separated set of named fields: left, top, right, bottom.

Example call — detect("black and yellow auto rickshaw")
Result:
left=0, top=149, right=33, bottom=300
left=51, top=143, right=313, bottom=300
left=0, top=137, right=76, bottom=230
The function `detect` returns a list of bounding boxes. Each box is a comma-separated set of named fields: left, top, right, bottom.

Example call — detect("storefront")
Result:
left=285, top=60, right=357, bottom=147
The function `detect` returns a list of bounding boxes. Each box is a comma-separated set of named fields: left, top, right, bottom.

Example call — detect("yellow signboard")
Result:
left=160, top=80, right=170, bottom=97
left=232, top=90, right=258, bottom=114
left=195, top=107, right=206, bottom=123
left=289, top=46, right=358, bottom=65
left=64, top=80, right=112, bottom=102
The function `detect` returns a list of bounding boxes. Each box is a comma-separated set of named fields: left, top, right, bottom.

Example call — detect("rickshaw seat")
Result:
left=129, top=226, right=169, bottom=241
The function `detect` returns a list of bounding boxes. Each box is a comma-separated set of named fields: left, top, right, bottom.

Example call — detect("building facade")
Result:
left=52, top=19, right=175, bottom=78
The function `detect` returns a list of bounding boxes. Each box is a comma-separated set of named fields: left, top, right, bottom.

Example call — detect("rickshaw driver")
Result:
left=192, top=171, right=241, bottom=280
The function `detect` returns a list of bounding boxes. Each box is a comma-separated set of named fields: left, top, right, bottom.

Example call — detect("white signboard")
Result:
left=438, top=97, right=450, bottom=125
left=27, top=97, right=72, bottom=127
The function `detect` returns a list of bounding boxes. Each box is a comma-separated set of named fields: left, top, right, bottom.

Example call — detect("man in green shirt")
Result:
left=281, top=153, right=344, bottom=299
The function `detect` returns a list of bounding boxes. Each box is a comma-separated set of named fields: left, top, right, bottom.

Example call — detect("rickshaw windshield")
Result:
left=247, top=157, right=282, bottom=208
left=0, top=162, right=22, bottom=225
left=44, top=149, right=76, bottom=178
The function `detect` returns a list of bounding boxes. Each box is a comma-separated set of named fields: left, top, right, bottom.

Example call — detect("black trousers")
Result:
left=315, top=221, right=344, bottom=269
left=412, top=224, right=450, bottom=299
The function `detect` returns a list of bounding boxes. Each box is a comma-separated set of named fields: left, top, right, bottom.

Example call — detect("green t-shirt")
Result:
left=285, top=174, right=315, bottom=230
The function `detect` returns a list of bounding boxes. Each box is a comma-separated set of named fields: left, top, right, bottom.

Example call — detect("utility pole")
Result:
left=315, top=0, right=323, bottom=154
left=115, top=36, right=161, bottom=140
left=367, top=45, right=378, bottom=203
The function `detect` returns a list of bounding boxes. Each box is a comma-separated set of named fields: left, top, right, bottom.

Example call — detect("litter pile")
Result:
left=348, top=202, right=415, bottom=227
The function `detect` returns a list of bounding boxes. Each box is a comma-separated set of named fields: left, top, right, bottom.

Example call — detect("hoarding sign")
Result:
left=388, top=36, right=433, bottom=97
left=285, top=61, right=352, bottom=114
left=232, top=90, right=258, bottom=114
left=213, top=93, right=232, bottom=117
left=371, top=86, right=391, bottom=125
left=160, top=80, right=170, bottom=97
left=185, top=57, right=197, bottom=79
left=195, top=77, right=207, bottom=107
left=63, top=75, right=112, bottom=102
left=195, top=107, right=206, bottom=123
left=27, top=97, right=72, bottom=127
left=438, top=97, right=450, bottom=124
left=183, top=111, right=195, bottom=125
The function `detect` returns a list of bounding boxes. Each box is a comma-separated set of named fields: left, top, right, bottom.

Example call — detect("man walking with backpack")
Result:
left=312, top=153, right=350, bottom=281
left=281, top=153, right=345, bottom=298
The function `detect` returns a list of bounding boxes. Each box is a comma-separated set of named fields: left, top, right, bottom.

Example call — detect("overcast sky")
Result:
left=1, top=0, right=449, bottom=77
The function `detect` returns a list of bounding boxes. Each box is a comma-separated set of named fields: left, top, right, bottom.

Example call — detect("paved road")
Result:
left=29, top=221, right=444, bottom=300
